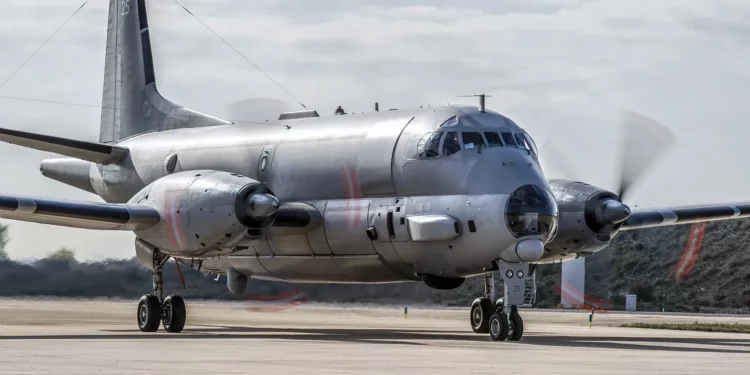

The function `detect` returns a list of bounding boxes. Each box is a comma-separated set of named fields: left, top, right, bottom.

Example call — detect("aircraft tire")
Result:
left=488, top=312, right=509, bottom=341
left=470, top=297, right=493, bottom=333
left=137, top=294, right=161, bottom=332
left=162, top=295, right=186, bottom=333
left=507, top=311, right=524, bottom=341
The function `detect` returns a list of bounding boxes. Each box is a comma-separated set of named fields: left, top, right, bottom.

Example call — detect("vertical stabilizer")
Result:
left=100, top=0, right=231, bottom=143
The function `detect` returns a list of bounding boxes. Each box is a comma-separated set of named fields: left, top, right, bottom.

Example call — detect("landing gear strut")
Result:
left=469, top=261, right=527, bottom=341
left=136, top=254, right=187, bottom=333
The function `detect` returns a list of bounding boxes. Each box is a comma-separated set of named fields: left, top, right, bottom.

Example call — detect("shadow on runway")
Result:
left=3, top=325, right=750, bottom=353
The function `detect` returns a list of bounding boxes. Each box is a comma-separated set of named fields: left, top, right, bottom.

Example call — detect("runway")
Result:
left=2, top=299, right=750, bottom=374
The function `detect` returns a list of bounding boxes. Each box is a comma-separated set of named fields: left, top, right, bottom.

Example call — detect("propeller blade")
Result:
left=616, top=111, right=676, bottom=201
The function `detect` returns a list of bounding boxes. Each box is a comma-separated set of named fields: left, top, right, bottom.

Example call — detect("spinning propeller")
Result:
left=542, top=110, right=676, bottom=228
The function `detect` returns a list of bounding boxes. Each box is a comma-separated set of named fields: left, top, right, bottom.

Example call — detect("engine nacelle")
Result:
left=129, top=170, right=278, bottom=256
left=543, top=179, right=630, bottom=262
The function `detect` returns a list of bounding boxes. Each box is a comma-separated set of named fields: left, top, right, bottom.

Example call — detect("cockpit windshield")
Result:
left=413, top=113, right=540, bottom=160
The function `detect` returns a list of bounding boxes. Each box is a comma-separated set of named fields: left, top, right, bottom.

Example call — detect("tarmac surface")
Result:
left=2, top=299, right=750, bottom=374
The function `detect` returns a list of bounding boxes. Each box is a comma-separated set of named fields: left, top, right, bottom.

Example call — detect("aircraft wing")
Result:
left=0, top=194, right=160, bottom=231
left=620, top=202, right=750, bottom=231
left=0, top=127, right=128, bottom=164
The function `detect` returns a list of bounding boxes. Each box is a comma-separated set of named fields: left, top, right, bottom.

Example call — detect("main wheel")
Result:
left=137, top=294, right=161, bottom=332
left=508, top=311, right=524, bottom=341
left=488, top=312, right=509, bottom=341
left=470, top=297, right=493, bottom=333
left=162, top=294, right=186, bottom=333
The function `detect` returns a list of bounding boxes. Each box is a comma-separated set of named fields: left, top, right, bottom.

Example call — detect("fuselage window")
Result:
left=501, top=132, right=517, bottom=147
left=442, top=132, right=461, bottom=156
left=484, top=132, right=503, bottom=147
left=462, top=132, right=486, bottom=150
left=418, top=131, right=443, bottom=158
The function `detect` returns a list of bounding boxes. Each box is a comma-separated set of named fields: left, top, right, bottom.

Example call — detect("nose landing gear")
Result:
left=470, top=262, right=529, bottom=341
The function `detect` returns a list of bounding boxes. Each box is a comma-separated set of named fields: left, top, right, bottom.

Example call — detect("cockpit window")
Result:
left=501, top=132, right=517, bottom=147
left=484, top=132, right=503, bottom=147
left=442, top=132, right=461, bottom=156
left=418, top=131, right=443, bottom=158
left=523, top=132, right=539, bottom=158
left=439, top=116, right=459, bottom=128
left=461, top=132, right=486, bottom=150
left=515, top=134, right=530, bottom=151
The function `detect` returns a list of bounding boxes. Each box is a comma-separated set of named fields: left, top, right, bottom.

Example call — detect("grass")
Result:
left=621, top=322, right=750, bottom=334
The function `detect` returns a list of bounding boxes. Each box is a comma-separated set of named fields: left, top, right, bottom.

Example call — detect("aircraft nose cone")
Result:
left=246, top=193, right=280, bottom=218
left=599, top=199, right=631, bottom=224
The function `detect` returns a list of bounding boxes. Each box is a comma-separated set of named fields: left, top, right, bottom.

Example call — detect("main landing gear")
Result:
left=137, top=261, right=187, bottom=333
left=469, top=261, right=529, bottom=341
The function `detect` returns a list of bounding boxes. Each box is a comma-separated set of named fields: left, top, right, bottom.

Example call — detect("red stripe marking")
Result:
left=173, top=193, right=187, bottom=250
left=164, top=191, right=177, bottom=249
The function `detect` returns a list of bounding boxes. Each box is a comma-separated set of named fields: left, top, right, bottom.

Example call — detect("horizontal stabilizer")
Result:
left=621, top=202, right=750, bottom=231
left=0, top=194, right=160, bottom=231
left=0, top=127, right=128, bottom=164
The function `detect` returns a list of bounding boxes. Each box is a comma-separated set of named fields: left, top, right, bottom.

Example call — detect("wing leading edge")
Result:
left=0, top=194, right=160, bottom=231
left=621, top=202, right=750, bottom=231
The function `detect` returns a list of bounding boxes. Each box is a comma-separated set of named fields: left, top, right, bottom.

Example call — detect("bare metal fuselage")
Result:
left=46, top=105, right=551, bottom=283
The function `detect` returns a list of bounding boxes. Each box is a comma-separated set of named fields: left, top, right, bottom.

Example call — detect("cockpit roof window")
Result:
left=439, top=116, right=459, bottom=128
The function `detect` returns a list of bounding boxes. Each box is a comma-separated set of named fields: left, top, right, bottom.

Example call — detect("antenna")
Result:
left=458, top=93, right=492, bottom=112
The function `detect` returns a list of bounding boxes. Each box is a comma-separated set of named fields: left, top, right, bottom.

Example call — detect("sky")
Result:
left=0, top=0, right=749, bottom=260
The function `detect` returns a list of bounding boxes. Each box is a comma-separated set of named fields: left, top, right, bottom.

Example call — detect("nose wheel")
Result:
left=470, top=262, right=528, bottom=341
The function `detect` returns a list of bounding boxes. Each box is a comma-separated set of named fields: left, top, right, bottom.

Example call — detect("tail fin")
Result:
left=99, top=0, right=231, bottom=143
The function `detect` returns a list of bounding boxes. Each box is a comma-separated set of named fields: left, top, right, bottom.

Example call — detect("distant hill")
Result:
left=1, top=219, right=749, bottom=312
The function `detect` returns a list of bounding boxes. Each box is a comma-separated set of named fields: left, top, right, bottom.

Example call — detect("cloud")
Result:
left=1, top=0, right=750, bottom=260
